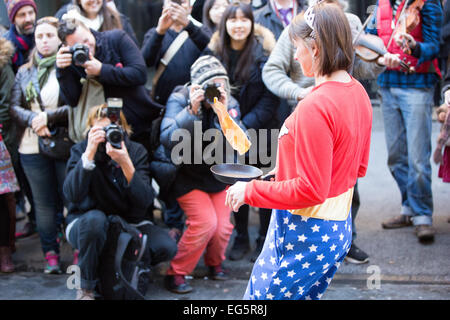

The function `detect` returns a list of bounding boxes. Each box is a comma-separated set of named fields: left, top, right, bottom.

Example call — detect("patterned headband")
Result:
left=304, top=0, right=324, bottom=31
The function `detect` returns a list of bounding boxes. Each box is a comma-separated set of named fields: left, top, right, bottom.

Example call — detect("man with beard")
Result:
left=2, top=0, right=37, bottom=73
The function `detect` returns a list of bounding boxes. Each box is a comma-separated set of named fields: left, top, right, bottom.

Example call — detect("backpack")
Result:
left=96, top=215, right=152, bottom=300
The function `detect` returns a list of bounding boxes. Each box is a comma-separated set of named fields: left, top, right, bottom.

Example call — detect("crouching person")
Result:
left=63, top=104, right=177, bottom=300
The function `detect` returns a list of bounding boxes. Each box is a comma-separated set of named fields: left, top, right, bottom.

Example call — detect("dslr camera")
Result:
left=103, top=98, right=124, bottom=149
left=203, top=83, right=221, bottom=105
left=70, top=43, right=90, bottom=66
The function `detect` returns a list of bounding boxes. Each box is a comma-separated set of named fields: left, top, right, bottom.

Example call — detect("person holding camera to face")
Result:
left=55, top=18, right=162, bottom=153
left=63, top=103, right=177, bottom=300
left=157, top=55, right=242, bottom=294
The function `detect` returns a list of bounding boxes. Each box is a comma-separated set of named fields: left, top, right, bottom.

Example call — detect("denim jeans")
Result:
left=20, top=153, right=66, bottom=254
left=379, top=87, right=434, bottom=225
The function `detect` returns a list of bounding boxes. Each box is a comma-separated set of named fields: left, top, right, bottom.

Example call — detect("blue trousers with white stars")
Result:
left=243, top=209, right=352, bottom=300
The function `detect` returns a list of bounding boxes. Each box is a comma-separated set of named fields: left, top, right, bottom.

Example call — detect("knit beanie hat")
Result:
left=190, top=55, right=229, bottom=87
left=4, top=0, right=37, bottom=23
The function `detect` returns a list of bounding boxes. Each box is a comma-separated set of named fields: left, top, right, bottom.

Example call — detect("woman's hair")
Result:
left=86, top=103, right=132, bottom=136
left=23, top=16, right=59, bottom=70
left=73, top=0, right=123, bottom=31
left=288, top=2, right=353, bottom=76
left=216, top=2, right=255, bottom=84
left=203, top=0, right=219, bottom=33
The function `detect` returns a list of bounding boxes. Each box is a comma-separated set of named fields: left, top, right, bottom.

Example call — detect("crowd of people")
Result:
left=0, top=0, right=449, bottom=301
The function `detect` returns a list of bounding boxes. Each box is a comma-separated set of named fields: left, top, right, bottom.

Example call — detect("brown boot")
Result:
left=415, top=225, right=435, bottom=243
left=381, top=215, right=413, bottom=229
left=0, top=246, right=15, bottom=273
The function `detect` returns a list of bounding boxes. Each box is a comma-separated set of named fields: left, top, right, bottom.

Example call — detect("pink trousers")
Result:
left=167, top=189, right=233, bottom=275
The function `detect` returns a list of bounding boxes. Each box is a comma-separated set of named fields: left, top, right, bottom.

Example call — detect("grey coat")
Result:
left=262, top=13, right=386, bottom=108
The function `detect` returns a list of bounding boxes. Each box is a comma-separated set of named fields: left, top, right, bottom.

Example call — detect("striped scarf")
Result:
left=5, top=23, right=34, bottom=72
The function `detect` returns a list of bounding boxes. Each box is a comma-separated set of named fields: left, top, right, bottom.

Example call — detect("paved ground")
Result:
left=1, top=107, right=449, bottom=301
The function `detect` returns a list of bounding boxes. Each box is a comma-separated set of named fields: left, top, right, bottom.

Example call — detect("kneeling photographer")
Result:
left=63, top=102, right=177, bottom=300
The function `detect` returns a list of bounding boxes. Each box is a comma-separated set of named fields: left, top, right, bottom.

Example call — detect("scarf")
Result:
left=5, top=24, right=34, bottom=72
left=25, top=53, right=57, bottom=102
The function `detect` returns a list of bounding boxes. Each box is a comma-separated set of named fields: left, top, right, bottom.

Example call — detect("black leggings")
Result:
left=233, top=205, right=271, bottom=239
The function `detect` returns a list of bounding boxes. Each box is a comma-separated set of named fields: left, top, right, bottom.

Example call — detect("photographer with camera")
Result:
left=156, top=55, right=241, bottom=294
left=63, top=102, right=177, bottom=300
left=56, top=18, right=162, bottom=152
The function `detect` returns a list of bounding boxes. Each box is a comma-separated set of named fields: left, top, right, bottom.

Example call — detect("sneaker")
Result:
left=345, top=244, right=369, bottom=264
left=415, top=225, right=435, bottom=243
left=44, top=251, right=62, bottom=274
left=250, top=236, right=265, bottom=262
left=228, top=234, right=250, bottom=261
left=381, top=215, right=413, bottom=229
left=208, top=265, right=228, bottom=281
left=76, top=289, right=95, bottom=300
left=164, top=275, right=193, bottom=294
left=15, top=222, right=36, bottom=239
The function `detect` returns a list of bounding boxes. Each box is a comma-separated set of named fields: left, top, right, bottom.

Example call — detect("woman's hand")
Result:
left=169, top=2, right=190, bottom=28
left=85, top=125, right=106, bottom=161
left=106, top=141, right=131, bottom=166
left=35, top=126, right=51, bottom=137
left=31, top=112, right=47, bottom=133
left=189, top=84, right=204, bottom=115
left=156, top=7, right=174, bottom=34
left=106, top=141, right=135, bottom=183
left=225, top=181, right=248, bottom=212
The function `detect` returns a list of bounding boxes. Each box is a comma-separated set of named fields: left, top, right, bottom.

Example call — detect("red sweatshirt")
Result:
left=245, top=77, right=372, bottom=220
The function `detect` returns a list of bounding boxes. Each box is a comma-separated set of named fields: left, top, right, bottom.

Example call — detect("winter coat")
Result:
left=0, top=38, right=15, bottom=148
left=9, top=64, right=70, bottom=149
left=141, top=21, right=210, bottom=105
left=56, top=29, right=162, bottom=138
left=63, top=135, right=154, bottom=225
left=157, top=85, right=243, bottom=199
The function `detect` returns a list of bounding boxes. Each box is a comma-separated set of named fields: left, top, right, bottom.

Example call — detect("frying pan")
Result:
left=210, top=163, right=263, bottom=185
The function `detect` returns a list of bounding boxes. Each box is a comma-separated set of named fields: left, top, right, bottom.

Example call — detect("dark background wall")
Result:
left=0, top=0, right=164, bottom=44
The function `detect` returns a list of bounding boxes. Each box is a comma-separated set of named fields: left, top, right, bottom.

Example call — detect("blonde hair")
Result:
left=86, top=103, right=133, bottom=136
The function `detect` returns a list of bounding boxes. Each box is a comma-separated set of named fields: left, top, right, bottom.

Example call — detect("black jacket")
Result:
left=159, top=86, right=242, bottom=199
left=63, top=136, right=154, bottom=225
left=9, top=65, right=69, bottom=147
left=56, top=29, right=162, bottom=137
left=141, top=21, right=210, bottom=105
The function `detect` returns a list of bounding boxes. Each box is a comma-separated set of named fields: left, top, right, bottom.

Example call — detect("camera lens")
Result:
left=203, top=84, right=221, bottom=104
left=73, top=50, right=88, bottom=66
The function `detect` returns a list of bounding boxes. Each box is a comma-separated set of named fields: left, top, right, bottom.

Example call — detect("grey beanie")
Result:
left=190, top=55, right=229, bottom=87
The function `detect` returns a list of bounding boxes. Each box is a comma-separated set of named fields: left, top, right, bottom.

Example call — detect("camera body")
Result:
left=103, top=98, right=124, bottom=149
left=70, top=43, right=90, bottom=66
left=203, top=83, right=221, bottom=105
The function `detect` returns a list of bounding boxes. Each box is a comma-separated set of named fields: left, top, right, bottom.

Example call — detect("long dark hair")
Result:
left=73, top=0, right=123, bottom=31
left=216, top=2, right=255, bottom=84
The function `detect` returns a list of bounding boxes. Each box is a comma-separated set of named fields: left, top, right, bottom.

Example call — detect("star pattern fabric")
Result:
left=243, top=209, right=352, bottom=300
